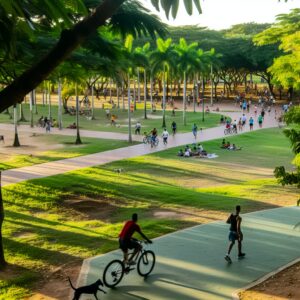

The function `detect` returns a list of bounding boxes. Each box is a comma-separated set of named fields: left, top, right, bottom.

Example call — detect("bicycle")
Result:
left=103, top=241, right=155, bottom=288
left=224, top=127, right=237, bottom=135
left=143, top=135, right=159, bottom=147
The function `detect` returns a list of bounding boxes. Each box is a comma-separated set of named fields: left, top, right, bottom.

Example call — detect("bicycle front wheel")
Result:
left=103, top=259, right=124, bottom=288
left=143, top=137, right=148, bottom=144
left=137, top=250, right=155, bottom=277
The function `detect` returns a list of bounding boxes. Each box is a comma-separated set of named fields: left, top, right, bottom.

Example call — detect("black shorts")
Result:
left=119, top=238, right=139, bottom=252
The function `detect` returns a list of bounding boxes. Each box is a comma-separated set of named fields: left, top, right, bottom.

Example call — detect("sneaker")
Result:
left=238, top=253, right=246, bottom=258
left=224, top=255, right=232, bottom=263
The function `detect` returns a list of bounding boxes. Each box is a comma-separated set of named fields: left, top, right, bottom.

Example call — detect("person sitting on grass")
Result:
left=228, top=143, right=242, bottom=151
left=184, top=149, right=191, bottom=157
left=177, top=149, right=184, bottom=157
left=111, top=114, right=117, bottom=126
left=221, top=139, right=226, bottom=148
left=67, top=122, right=77, bottom=129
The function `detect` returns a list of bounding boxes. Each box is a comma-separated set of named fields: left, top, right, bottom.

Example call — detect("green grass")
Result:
left=0, top=128, right=298, bottom=299
left=0, top=135, right=136, bottom=170
left=0, top=104, right=222, bottom=134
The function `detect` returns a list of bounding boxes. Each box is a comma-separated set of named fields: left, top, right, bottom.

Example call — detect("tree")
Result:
left=274, top=106, right=300, bottom=206
left=175, top=38, right=199, bottom=125
left=253, top=9, right=300, bottom=91
left=0, top=0, right=202, bottom=112
left=151, top=38, right=178, bottom=127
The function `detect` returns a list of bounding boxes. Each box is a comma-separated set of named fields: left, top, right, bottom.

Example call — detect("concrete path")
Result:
left=78, top=206, right=300, bottom=300
left=2, top=108, right=279, bottom=186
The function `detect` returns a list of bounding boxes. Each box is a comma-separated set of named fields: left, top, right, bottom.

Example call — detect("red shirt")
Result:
left=119, top=220, right=141, bottom=240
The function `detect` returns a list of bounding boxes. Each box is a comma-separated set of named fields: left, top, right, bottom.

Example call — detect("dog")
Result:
left=0, top=135, right=4, bottom=143
left=68, top=277, right=106, bottom=300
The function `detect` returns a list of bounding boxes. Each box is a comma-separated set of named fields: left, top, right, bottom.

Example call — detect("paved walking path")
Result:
left=79, top=206, right=300, bottom=300
left=2, top=108, right=279, bottom=186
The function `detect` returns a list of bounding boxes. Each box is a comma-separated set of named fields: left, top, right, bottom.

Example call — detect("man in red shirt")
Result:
left=119, top=213, right=152, bottom=265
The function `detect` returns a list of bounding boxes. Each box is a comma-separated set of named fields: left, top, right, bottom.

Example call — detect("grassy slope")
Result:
left=0, top=104, right=221, bottom=133
left=0, top=136, right=136, bottom=170
left=0, top=128, right=298, bottom=299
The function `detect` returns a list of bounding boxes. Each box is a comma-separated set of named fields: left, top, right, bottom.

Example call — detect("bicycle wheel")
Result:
left=154, top=138, right=159, bottom=146
left=137, top=250, right=155, bottom=277
left=143, top=137, right=148, bottom=144
left=224, top=128, right=229, bottom=135
left=103, top=259, right=124, bottom=288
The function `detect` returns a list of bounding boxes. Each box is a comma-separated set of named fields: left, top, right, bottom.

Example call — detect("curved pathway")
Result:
left=2, top=106, right=280, bottom=186
left=79, top=206, right=300, bottom=300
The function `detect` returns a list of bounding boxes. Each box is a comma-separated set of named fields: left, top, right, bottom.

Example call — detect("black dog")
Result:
left=68, top=277, right=106, bottom=300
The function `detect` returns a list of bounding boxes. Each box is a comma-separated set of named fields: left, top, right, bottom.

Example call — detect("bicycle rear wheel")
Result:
left=103, top=259, right=124, bottom=287
left=137, top=250, right=155, bottom=277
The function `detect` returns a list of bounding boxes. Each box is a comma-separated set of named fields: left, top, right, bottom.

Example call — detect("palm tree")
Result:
left=134, top=43, right=151, bottom=119
left=175, top=38, right=199, bottom=126
left=151, top=38, right=178, bottom=128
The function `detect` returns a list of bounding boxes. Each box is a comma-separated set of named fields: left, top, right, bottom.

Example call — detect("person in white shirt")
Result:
left=241, top=114, right=247, bottom=126
left=162, top=128, right=169, bottom=145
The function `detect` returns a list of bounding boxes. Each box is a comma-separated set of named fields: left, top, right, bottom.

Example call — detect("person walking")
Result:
left=249, top=117, right=254, bottom=131
left=162, top=128, right=169, bottom=145
left=135, top=121, right=141, bottom=135
left=225, top=205, right=245, bottom=263
left=171, top=121, right=177, bottom=136
left=192, top=123, right=198, bottom=139
left=258, top=114, right=263, bottom=128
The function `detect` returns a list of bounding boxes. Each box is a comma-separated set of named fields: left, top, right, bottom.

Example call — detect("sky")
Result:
left=142, top=0, right=300, bottom=30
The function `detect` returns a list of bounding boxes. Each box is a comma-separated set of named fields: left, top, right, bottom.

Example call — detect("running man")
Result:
left=119, top=213, right=152, bottom=265
left=162, top=128, right=169, bottom=145
left=225, top=205, right=245, bottom=263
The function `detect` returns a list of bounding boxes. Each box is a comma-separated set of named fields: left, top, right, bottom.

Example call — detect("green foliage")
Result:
left=254, top=9, right=300, bottom=89
left=274, top=107, right=300, bottom=201
left=150, top=0, right=202, bottom=19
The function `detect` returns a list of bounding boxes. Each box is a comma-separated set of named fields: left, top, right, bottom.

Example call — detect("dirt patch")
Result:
left=26, top=261, right=82, bottom=300
left=13, top=230, right=35, bottom=238
left=61, top=196, right=122, bottom=221
left=240, top=261, right=300, bottom=300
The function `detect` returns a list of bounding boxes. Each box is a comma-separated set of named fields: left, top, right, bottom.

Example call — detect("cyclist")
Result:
left=171, top=121, right=177, bottom=135
left=150, top=128, right=158, bottom=147
left=119, top=213, right=152, bottom=265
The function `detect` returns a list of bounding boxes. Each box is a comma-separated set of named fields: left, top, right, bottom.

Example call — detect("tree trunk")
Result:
left=58, top=81, right=63, bottom=130
left=183, top=72, right=187, bottom=126
left=13, top=105, right=21, bottom=147
left=0, top=0, right=126, bottom=113
left=162, top=65, right=166, bottom=128
left=75, top=84, right=82, bottom=145
left=0, top=172, right=6, bottom=269
left=30, top=91, right=34, bottom=128
left=19, top=101, right=27, bottom=122
left=127, top=74, right=132, bottom=143
left=144, top=69, right=147, bottom=119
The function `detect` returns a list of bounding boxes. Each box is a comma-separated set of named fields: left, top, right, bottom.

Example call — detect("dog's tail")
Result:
left=68, top=277, right=76, bottom=290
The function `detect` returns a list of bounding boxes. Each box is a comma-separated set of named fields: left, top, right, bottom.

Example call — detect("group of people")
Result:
left=37, top=116, right=58, bottom=132
left=177, top=143, right=207, bottom=157
left=221, top=139, right=242, bottom=151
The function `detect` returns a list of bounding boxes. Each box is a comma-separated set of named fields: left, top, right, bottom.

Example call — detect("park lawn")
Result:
left=0, top=128, right=298, bottom=299
left=0, top=104, right=222, bottom=134
left=0, top=135, right=137, bottom=171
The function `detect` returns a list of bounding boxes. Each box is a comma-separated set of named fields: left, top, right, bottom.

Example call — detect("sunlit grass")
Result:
left=0, top=136, right=137, bottom=170
left=0, top=128, right=298, bottom=299
left=0, top=104, right=222, bottom=133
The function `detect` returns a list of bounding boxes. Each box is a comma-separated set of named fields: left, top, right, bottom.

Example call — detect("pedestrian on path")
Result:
left=225, top=205, right=245, bottom=263
left=192, top=123, right=198, bottom=139
left=162, top=128, right=169, bottom=145
left=249, top=117, right=254, bottom=131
